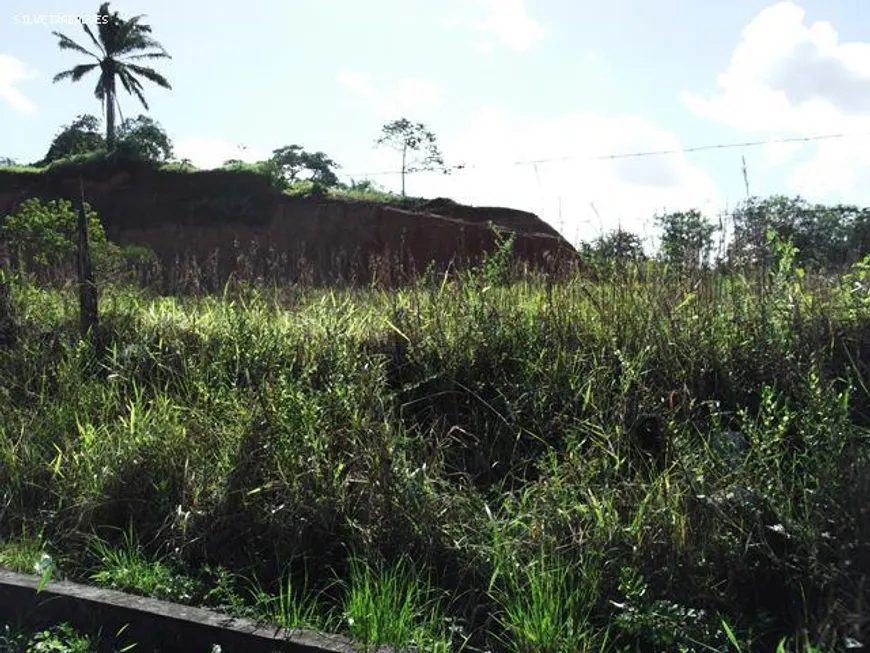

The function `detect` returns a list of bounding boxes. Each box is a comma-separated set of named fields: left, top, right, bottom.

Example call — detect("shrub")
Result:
left=0, top=198, right=114, bottom=282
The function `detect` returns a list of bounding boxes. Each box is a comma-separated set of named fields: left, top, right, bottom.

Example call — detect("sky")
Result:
left=3, top=0, right=870, bottom=245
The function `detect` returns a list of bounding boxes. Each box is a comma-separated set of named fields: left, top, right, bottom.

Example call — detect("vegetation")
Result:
left=1, top=623, right=99, bottom=653
left=51, top=2, right=172, bottom=147
left=581, top=227, right=647, bottom=262
left=728, top=196, right=870, bottom=271
left=268, top=144, right=341, bottom=187
left=656, top=208, right=718, bottom=269
left=113, top=115, right=174, bottom=162
left=1, top=198, right=118, bottom=284
left=376, top=118, right=450, bottom=197
left=0, top=197, right=869, bottom=651
left=41, top=115, right=105, bottom=165
left=39, top=114, right=173, bottom=165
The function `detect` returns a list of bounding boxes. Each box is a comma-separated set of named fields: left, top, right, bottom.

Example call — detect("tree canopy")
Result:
left=655, top=209, right=718, bottom=269
left=39, top=113, right=173, bottom=165
left=41, top=114, right=104, bottom=164
left=270, top=145, right=341, bottom=187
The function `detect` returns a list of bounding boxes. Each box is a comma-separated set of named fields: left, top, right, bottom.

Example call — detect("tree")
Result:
left=589, top=228, right=646, bottom=261
left=0, top=157, right=16, bottom=167
left=790, top=202, right=852, bottom=269
left=40, top=113, right=173, bottom=164
left=728, top=195, right=852, bottom=270
left=729, top=196, right=802, bottom=268
left=270, top=145, right=341, bottom=186
left=375, top=118, right=448, bottom=196
left=41, top=114, right=105, bottom=164
left=846, top=207, right=870, bottom=265
left=655, top=209, right=717, bottom=269
left=115, top=114, right=173, bottom=161
left=52, top=2, right=171, bottom=147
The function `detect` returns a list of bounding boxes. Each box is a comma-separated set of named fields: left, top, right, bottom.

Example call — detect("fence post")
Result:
left=0, top=275, right=15, bottom=349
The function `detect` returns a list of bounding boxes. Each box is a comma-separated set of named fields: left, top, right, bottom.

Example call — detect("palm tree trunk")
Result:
left=105, top=89, right=116, bottom=148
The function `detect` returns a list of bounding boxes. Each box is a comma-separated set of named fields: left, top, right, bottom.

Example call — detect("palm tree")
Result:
left=52, top=3, right=171, bottom=147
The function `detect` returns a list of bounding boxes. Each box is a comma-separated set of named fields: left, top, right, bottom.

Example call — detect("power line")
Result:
left=343, top=130, right=870, bottom=179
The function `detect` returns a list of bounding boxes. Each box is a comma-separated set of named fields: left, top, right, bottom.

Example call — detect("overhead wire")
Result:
left=342, top=130, right=870, bottom=179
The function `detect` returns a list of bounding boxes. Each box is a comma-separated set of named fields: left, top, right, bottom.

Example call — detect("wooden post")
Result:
left=0, top=232, right=16, bottom=348
left=0, top=275, right=15, bottom=349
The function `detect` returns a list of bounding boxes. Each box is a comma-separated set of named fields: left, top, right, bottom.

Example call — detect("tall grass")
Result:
left=0, top=243, right=868, bottom=651
left=339, top=556, right=453, bottom=650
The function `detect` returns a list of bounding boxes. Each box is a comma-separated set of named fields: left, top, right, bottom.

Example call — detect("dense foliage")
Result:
left=0, top=215, right=869, bottom=650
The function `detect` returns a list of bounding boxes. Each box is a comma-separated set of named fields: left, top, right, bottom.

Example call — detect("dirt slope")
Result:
left=0, top=160, right=577, bottom=282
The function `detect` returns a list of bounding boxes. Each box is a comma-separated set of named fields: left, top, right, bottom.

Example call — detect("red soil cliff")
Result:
left=0, top=160, right=578, bottom=283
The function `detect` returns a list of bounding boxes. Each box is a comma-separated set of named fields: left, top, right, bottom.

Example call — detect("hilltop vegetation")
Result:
left=0, top=146, right=441, bottom=213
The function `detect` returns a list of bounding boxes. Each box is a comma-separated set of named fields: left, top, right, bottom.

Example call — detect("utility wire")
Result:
left=344, top=130, right=870, bottom=179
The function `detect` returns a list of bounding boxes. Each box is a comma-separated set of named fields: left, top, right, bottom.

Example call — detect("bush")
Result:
left=0, top=198, right=114, bottom=283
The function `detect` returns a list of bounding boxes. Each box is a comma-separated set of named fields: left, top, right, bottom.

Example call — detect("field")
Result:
left=1, top=244, right=869, bottom=652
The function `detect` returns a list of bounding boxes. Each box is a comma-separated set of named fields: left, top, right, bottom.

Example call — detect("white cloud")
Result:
left=476, top=0, right=543, bottom=52
left=789, top=137, right=870, bottom=196
left=444, top=0, right=543, bottom=53
left=337, top=73, right=443, bottom=117
left=0, top=54, right=36, bottom=113
left=357, top=109, right=719, bottom=244
left=683, top=2, right=870, bottom=201
left=174, top=137, right=269, bottom=169
left=335, top=72, right=375, bottom=100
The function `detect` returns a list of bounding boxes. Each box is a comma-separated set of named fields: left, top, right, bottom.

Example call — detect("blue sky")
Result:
left=3, top=0, right=870, bottom=244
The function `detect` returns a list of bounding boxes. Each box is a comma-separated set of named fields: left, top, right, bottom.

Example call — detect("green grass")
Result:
left=0, top=149, right=145, bottom=174
left=87, top=525, right=200, bottom=603
left=0, top=526, right=49, bottom=575
left=0, top=152, right=279, bottom=183
left=489, top=547, right=607, bottom=653
left=339, top=556, right=454, bottom=650
left=0, top=244, right=869, bottom=651
left=248, top=565, right=329, bottom=632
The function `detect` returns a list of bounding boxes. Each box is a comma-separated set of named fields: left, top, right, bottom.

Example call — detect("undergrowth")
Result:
left=0, top=243, right=869, bottom=652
